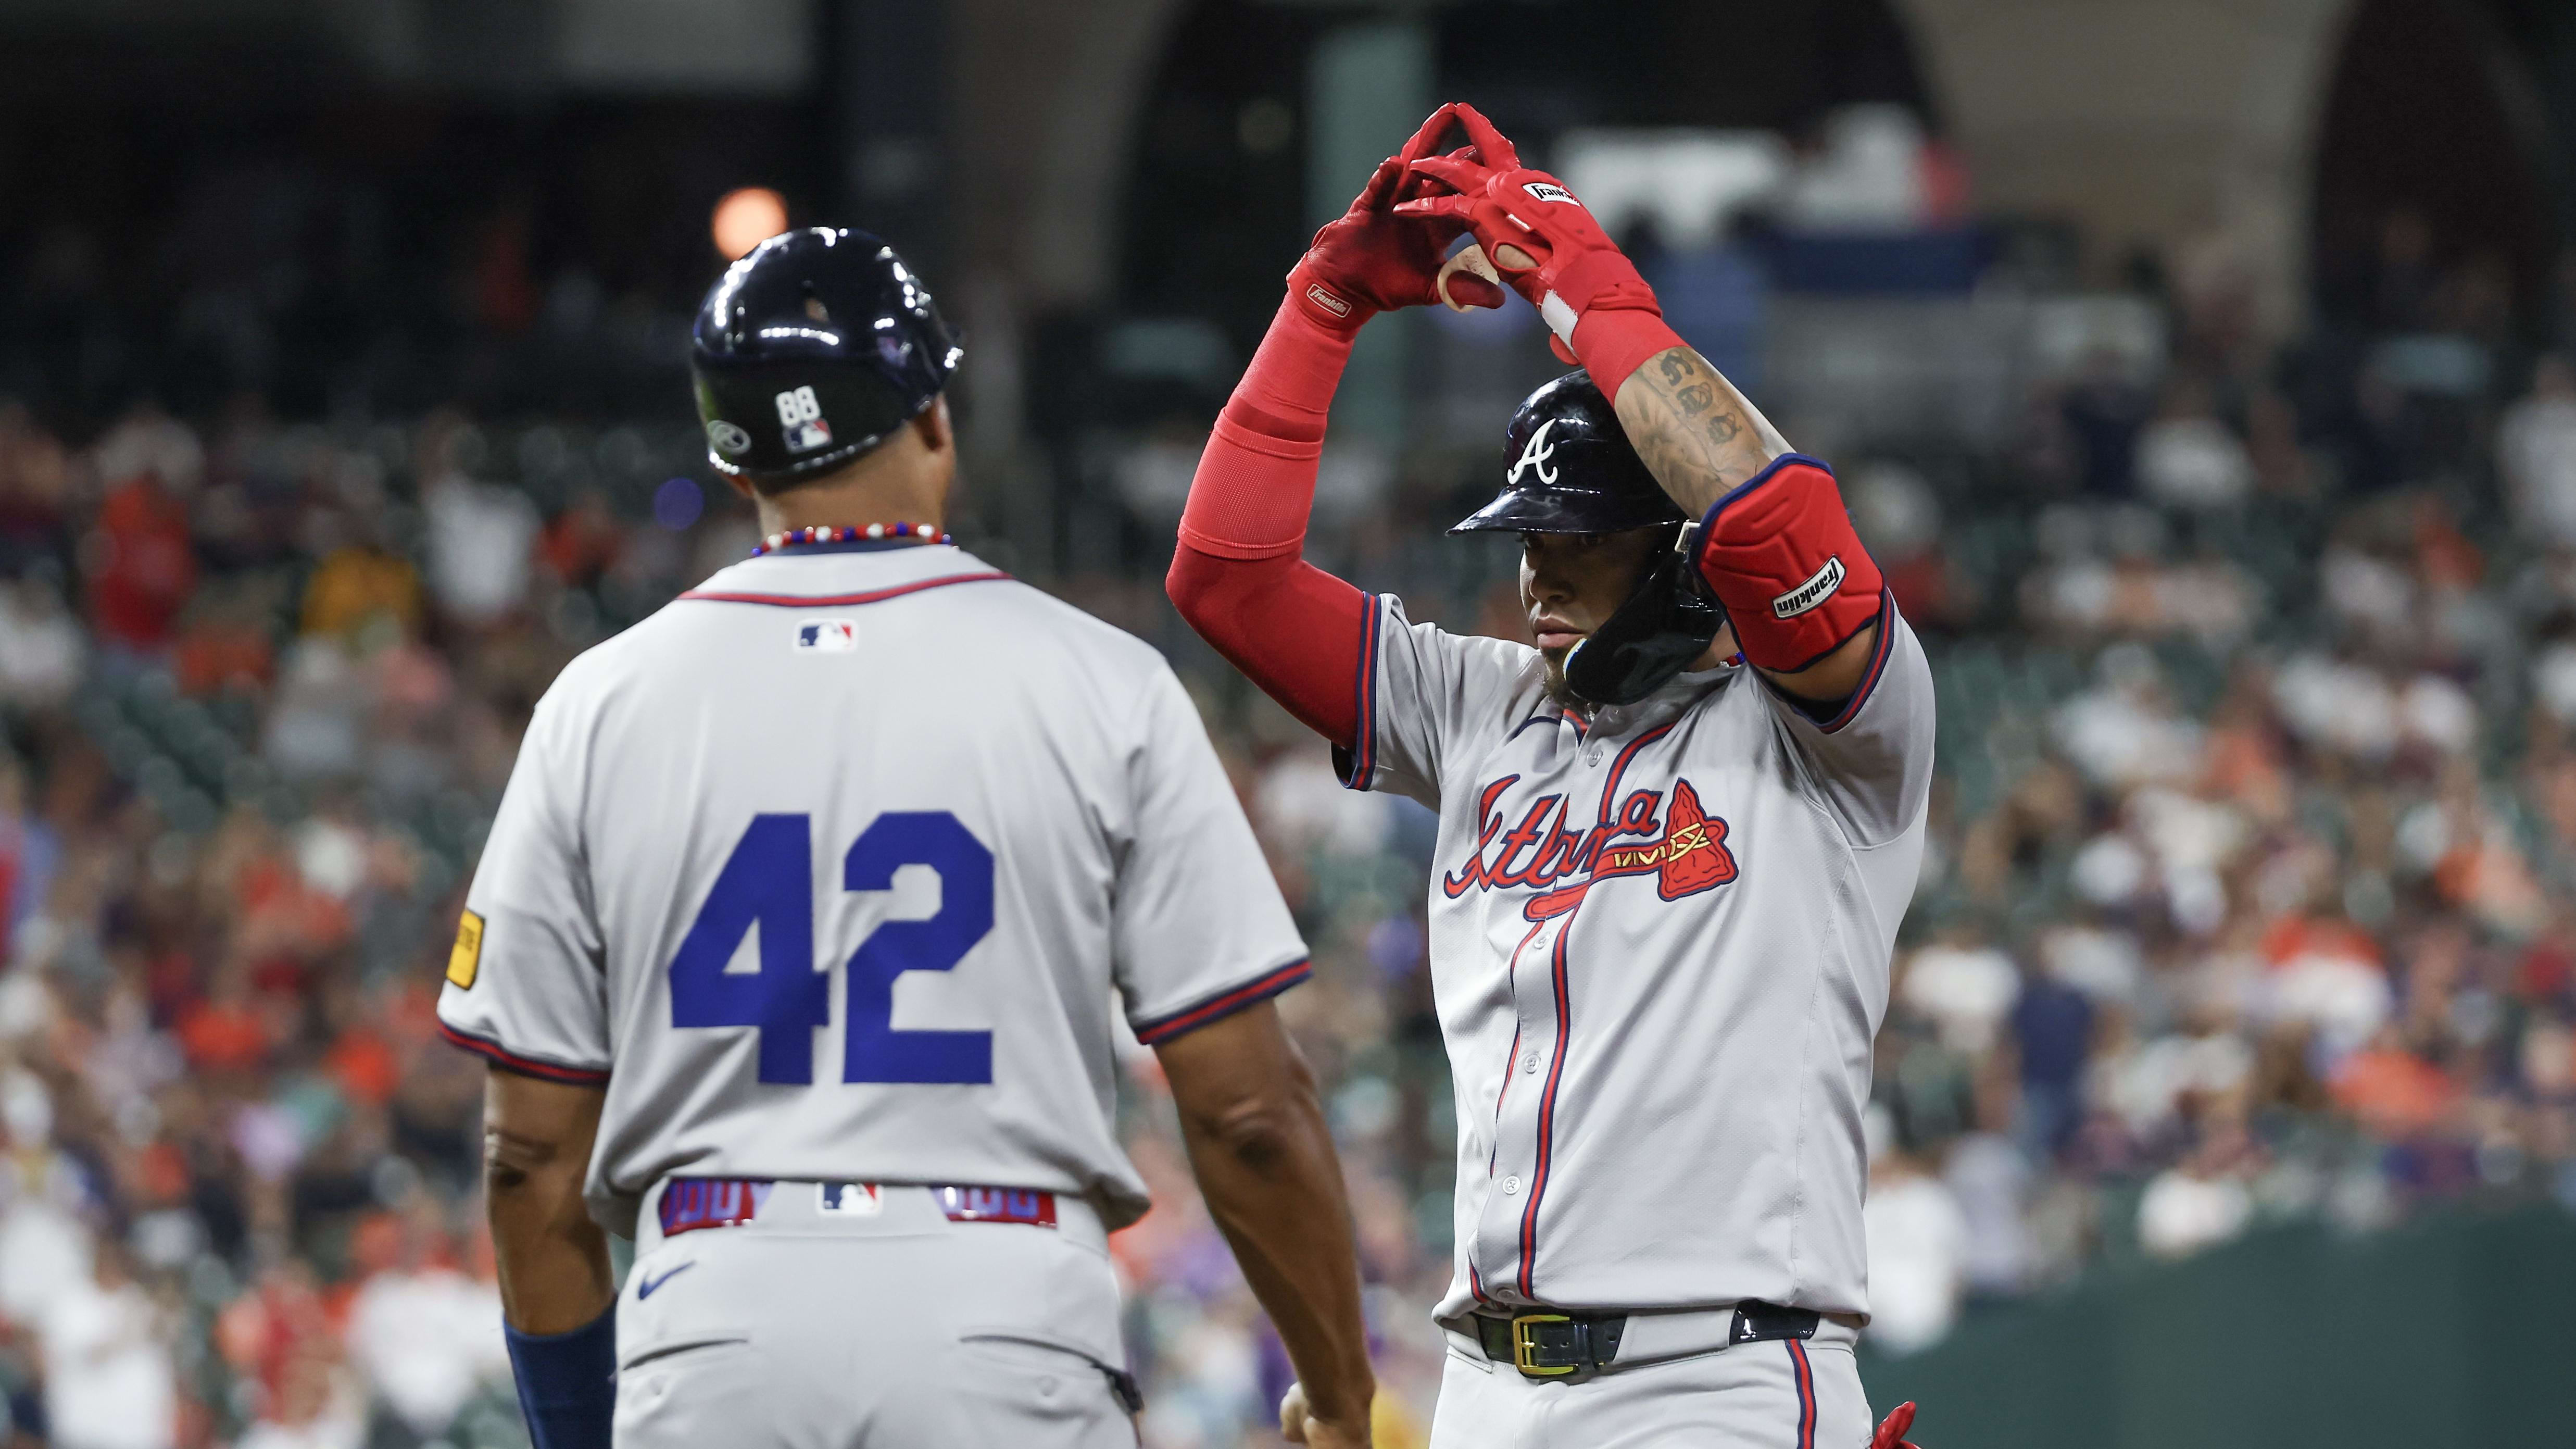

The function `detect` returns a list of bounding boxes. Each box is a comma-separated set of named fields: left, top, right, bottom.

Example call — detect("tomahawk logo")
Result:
left=1509, top=419, right=1561, bottom=486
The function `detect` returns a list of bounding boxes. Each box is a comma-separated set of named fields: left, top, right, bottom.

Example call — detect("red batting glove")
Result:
left=1286, top=104, right=1506, bottom=333
left=1871, top=1401, right=1921, bottom=1449
left=1393, top=102, right=1681, bottom=383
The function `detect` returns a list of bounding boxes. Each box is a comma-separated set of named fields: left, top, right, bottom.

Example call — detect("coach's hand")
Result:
left=1287, top=104, right=1506, bottom=332
left=1394, top=103, right=1661, bottom=360
left=1278, top=1381, right=1372, bottom=1448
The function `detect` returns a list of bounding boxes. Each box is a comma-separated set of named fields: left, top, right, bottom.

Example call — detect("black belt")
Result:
left=1471, top=1300, right=1820, bottom=1378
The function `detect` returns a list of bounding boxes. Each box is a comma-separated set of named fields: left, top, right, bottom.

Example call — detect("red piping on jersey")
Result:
left=1130, top=958, right=1312, bottom=1044
left=437, top=1021, right=611, bottom=1086
left=1789, top=1339, right=1818, bottom=1449
left=1512, top=719, right=1678, bottom=1298
left=676, top=570, right=1011, bottom=607
left=1518, top=920, right=1576, bottom=1298
left=1337, top=593, right=1383, bottom=789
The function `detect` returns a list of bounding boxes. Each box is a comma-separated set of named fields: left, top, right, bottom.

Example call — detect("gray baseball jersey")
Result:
left=435, top=541, right=1310, bottom=1238
left=1340, top=577, right=1932, bottom=1321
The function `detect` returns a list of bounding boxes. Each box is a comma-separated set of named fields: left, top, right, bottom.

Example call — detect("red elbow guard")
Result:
left=1692, top=455, right=1884, bottom=672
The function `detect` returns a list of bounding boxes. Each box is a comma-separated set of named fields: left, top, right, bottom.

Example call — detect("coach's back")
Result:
left=436, top=539, right=1308, bottom=1238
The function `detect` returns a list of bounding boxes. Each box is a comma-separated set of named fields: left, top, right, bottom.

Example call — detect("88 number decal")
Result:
left=667, top=811, right=993, bottom=1085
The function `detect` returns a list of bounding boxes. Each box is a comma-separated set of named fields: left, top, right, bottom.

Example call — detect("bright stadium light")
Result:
left=711, top=188, right=788, bottom=260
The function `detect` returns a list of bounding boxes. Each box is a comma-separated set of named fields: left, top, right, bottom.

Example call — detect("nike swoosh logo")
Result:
left=636, top=1263, right=694, bottom=1300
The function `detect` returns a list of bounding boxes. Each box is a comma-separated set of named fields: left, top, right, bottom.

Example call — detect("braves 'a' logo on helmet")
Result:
left=1509, top=418, right=1561, bottom=486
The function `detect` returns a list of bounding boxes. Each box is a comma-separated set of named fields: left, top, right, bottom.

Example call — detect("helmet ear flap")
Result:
left=1562, top=525, right=1725, bottom=707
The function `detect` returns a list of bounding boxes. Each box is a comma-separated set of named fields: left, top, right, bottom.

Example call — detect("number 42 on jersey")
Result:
left=669, top=811, right=994, bottom=1086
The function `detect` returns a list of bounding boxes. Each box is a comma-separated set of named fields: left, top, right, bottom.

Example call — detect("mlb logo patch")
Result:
left=775, top=384, right=835, bottom=454
left=797, top=620, right=858, bottom=652
left=815, top=1182, right=883, bottom=1216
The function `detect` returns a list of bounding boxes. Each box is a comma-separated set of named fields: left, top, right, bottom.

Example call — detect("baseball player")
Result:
left=1170, top=105, right=1931, bottom=1448
left=438, top=230, right=1380, bottom=1449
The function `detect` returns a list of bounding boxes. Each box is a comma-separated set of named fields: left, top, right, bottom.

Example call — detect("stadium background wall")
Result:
left=1860, top=1206, right=2576, bottom=1449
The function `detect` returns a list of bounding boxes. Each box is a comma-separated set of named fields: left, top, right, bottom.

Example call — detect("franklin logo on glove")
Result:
left=1522, top=181, right=1579, bottom=205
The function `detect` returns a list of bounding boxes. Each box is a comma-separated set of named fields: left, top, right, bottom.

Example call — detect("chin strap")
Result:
left=1561, top=523, right=1725, bottom=707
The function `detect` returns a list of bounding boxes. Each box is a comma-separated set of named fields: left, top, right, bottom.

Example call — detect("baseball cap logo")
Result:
left=1508, top=418, right=1561, bottom=486
left=707, top=420, right=753, bottom=456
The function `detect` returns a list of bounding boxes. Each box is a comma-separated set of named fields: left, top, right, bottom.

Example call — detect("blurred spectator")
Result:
left=2500, top=355, right=2576, bottom=548
left=537, top=489, right=625, bottom=591
left=0, top=403, right=71, bottom=576
left=1862, top=1142, right=1968, bottom=1355
left=2136, top=1121, right=2259, bottom=1259
left=36, top=1241, right=174, bottom=1449
left=342, top=1208, right=507, bottom=1441
left=2060, top=349, right=2154, bottom=496
left=84, top=410, right=202, bottom=660
left=1900, top=934, right=2019, bottom=1054
left=419, top=448, right=537, bottom=627
left=0, top=580, right=85, bottom=708
left=2134, top=377, right=2254, bottom=510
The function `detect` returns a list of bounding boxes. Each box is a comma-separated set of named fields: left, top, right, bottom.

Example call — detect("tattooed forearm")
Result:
left=1610, top=346, right=1789, bottom=515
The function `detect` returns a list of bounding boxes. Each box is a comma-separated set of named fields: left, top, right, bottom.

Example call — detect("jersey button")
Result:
left=1585, top=749, right=1603, bottom=766
left=1521, top=1052, right=1538, bottom=1074
left=1502, top=1175, right=1523, bottom=1196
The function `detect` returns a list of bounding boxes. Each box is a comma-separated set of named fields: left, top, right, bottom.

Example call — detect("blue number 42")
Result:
left=667, top=811, right=994, bottom=1086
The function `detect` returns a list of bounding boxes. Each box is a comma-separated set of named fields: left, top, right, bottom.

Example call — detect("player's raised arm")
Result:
left=482, top=1071, right=615, bottom=1449
left=1398, top=104, right=1887, bottom=705
left=1166, top=104, right=1503, bottom=745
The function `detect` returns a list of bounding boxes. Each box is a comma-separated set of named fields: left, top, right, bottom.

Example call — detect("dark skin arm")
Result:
left=1155, top=1001, right=1373, bottom=1448
left=1612, top=345, right=1879, bottom=702
left=482, top=1070, right=615, bottom=1334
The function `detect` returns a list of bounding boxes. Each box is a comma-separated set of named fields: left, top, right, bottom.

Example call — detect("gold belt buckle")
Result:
left=1511, top=1313, right=1576, bottom=1377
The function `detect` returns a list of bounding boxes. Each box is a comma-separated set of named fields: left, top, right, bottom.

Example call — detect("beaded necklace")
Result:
left=749, top=521, right=953, bottom=557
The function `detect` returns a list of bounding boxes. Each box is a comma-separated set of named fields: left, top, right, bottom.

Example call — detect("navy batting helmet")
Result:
left=690, top=228, right=962, bottom=484
left=1452, top=370, right=1723, bottom=707
left=1450, top=370, right=1683, bottom=536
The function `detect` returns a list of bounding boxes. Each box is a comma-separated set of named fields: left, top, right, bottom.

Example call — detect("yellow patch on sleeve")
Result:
left=447, top=909, right=485, bottom=989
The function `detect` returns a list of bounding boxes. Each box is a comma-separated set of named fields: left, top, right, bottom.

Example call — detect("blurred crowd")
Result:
left=4, top=207, right=2576, bottom=1449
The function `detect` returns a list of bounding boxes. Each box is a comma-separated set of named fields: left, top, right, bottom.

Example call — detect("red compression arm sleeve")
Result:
left=1168, top=297, right=1372, bottom=747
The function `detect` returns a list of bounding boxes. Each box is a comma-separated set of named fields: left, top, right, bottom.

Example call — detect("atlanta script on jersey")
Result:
left=1337, top=483, right=1933, bottom=1320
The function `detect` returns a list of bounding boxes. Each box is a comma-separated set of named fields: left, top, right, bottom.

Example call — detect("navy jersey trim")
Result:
left=1130, top=958, right=1313, bottom=1044
left=1815, top=591, right=1900, bottom=733
left=1336, top=594, right=1383, bottom=791
left=1697, top=451, right=1837, bottom=530
left=1753, top=590, right=1898, bottom=733
left=437, top=1020, right=611, bottom=1086
left=678, top=570, right=1011, bottom=608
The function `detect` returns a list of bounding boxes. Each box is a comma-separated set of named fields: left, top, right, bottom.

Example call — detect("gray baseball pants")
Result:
left=612, top=1181, right=1136, bottom=1449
